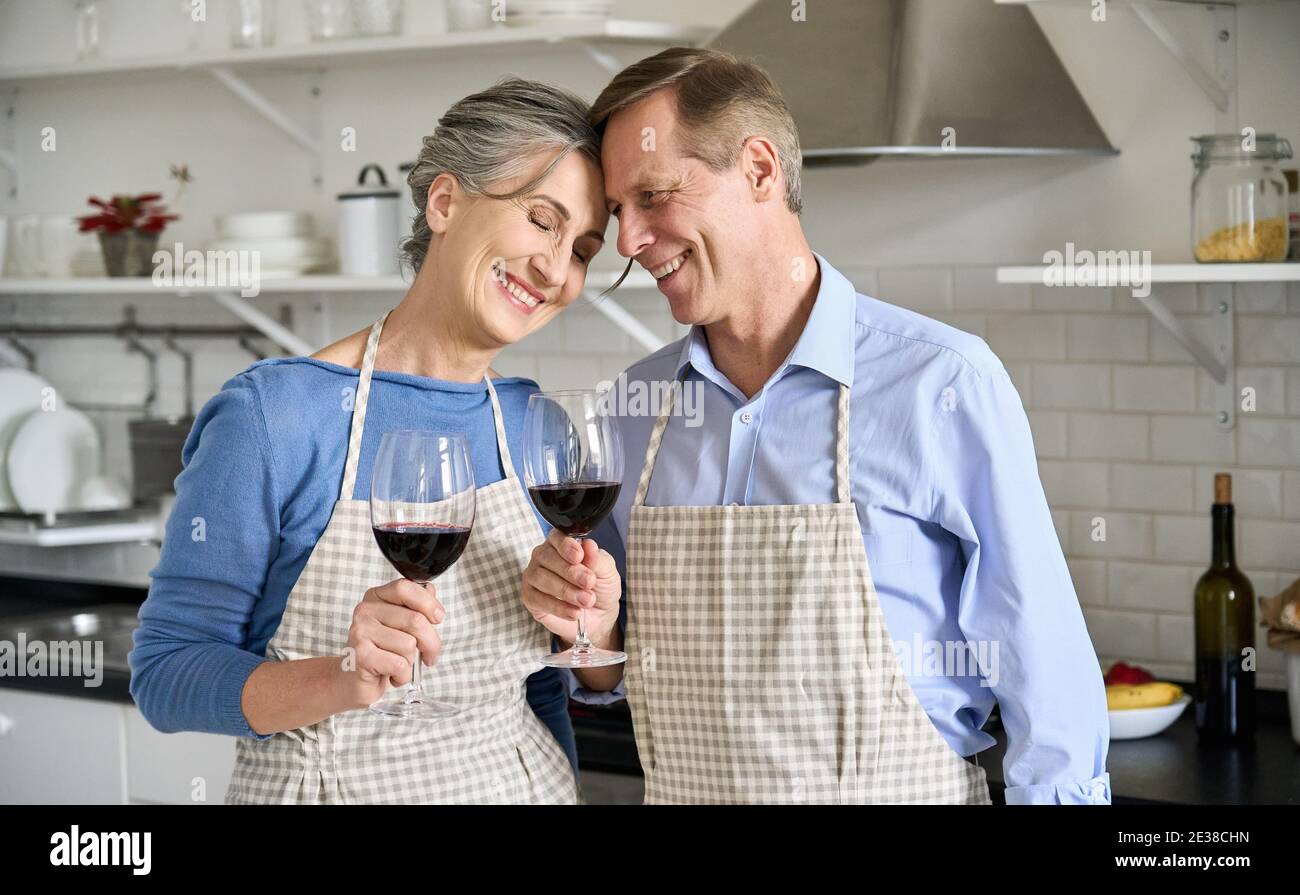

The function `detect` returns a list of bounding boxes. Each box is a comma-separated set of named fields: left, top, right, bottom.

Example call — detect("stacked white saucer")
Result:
left=210, top=212, right=334, bottom=277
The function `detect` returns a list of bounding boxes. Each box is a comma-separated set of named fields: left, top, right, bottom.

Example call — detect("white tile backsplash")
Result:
left=1031, top=364, right=1110, bottom=410
left=1113, top=365, right=1196, bottom=412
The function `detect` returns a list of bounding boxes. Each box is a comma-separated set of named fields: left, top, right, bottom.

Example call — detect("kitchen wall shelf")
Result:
left=0, top=21, right=713, bottom=84
left=997, top=263, right=1300, bottom=430
left=0, top=19, right=709, bottom=194
left=0, top=270, right=667, bottom=356
left=0, top=514, right=159, bottom=548
left=996, top=263, right=1300, bottom=284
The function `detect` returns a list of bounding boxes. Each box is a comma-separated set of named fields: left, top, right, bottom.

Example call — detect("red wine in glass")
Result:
left=523, top=391, right=627, bottom=669
left=526, top=482, right=621, bottom=537
left=368, top=430, right=475, bottom=719
left=372, top=523, right=472, bottom=581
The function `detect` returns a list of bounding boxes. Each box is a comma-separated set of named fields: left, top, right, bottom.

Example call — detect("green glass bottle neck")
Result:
left=1211, top=504, right=1236, bottom=569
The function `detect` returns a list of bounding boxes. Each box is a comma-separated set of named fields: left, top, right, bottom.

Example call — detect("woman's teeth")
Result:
left=493, top=266, right=539, bottom=308
left=652, top=250, right=690, bottom=279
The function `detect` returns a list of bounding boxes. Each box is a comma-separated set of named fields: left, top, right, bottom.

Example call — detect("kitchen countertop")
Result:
left=4, top=575, right=1297, bottom=804
left=0, top=575, right=142, bottom=704
left=979, top=685, right=1300, bottom=805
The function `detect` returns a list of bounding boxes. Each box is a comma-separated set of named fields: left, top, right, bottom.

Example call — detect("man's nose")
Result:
left=616, top=207, right=654, bottom=259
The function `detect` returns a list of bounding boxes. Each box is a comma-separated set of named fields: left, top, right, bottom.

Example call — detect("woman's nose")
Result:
left=530, top=251, right=564, bottom=289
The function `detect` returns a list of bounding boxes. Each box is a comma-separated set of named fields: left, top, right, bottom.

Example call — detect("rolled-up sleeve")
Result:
left=129, top=379, right=278, bottom=739
left=928, top=359, right=1111, bottom=805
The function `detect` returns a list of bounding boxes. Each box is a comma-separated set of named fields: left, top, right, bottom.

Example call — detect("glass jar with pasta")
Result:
left=1190, top=133, right=1292, bottom=263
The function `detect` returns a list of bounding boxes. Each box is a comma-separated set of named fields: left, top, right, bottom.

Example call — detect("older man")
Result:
left=521, top=47, right=1110, bottom=805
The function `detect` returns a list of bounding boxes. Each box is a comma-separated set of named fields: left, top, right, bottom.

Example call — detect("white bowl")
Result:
left=207, top=236, right=332, bottom=268
left=1109, top=694, right=1191, bottom=740
left=216, top=212, right=314, bottom=240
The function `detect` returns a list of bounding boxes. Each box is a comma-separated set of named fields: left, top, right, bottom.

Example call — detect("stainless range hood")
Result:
left=709, top=0, right=1118, bottom=166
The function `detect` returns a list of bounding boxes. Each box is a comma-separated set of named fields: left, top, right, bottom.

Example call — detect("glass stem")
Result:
left=573, top=535, right=592, bottom=653
left=404, top=580, right=430, bottom=703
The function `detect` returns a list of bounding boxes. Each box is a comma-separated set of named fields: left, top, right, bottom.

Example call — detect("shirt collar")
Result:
left=674, top=252, right=856, bottom=389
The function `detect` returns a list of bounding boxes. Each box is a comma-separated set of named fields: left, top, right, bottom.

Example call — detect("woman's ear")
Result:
left=424, top=172, right=459, bottom=235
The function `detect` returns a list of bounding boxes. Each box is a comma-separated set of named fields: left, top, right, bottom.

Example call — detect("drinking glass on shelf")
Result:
left=368, top=430, right=475, bottom=719
left=230, top=0, right=277, bottom=49
left=73, top=0, right=101, bottom=61
left=523, top=390, right=627, bottom=669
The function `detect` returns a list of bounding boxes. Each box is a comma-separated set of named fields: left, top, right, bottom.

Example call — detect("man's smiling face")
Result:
left=601, top=88, right=759, bottom=328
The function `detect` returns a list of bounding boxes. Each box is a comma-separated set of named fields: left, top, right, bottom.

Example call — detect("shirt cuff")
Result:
left=1003, top=773, right=1112, bottom=805
left=561, top=667, right=626, bottom=706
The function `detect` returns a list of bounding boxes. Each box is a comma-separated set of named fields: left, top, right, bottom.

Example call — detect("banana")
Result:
left=1106, top=682, right=1184, bottom=711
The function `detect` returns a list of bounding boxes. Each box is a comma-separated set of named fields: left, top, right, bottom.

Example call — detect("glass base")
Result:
left=539, top=646, right=628, bottom=669
left=368, top=693, right=460, bottom=719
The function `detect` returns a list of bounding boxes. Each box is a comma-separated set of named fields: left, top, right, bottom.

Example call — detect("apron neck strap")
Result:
left=632, top=377, right=854, bottom=507
left=340, top=311, right=389, bottom=501
left=483, top=376, right=517, bottom=480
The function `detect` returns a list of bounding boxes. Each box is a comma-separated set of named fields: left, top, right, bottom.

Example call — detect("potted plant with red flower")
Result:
left=77, top=194, right=177, bottom=277
left=76, top=165, right=191, bottom=277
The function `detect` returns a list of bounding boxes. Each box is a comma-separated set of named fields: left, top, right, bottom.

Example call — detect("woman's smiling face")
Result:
left=424, top=150, right=608, bottom=350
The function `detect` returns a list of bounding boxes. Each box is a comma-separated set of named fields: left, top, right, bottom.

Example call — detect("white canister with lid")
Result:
left=338, top=163, right=400, bottom=276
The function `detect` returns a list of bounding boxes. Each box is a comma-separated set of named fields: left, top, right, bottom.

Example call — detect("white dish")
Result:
left=216, top=212, right=314, bottom=240
left=77, top=474, right=132, bottom=511
left=7, top=406, right=102, bottom=515
left=0, top=367, right=53, bottom=510
left=1108, top=694, right=1191, bottom=740
left=207, top=237, right=332, bottom=268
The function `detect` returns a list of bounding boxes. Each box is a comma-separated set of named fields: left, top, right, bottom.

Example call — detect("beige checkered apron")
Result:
left=623, top=380, right=991, bottom=804
left=226, top=312, right=577, bottom=804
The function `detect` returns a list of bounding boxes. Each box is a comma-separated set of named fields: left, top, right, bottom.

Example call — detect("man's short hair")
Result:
left=589, top=47, right=803, bottom=215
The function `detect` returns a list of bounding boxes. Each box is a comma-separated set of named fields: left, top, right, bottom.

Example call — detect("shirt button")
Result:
left=739, top=411, right=753, bottom=424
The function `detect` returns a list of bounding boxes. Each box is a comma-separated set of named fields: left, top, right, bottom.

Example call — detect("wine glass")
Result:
left=523, top=390, right=627, bottom=669
left=368, top=430, right=475, bottom=719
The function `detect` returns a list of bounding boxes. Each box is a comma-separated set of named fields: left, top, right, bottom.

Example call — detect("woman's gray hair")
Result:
left=402, top=78, right=601, bottom=276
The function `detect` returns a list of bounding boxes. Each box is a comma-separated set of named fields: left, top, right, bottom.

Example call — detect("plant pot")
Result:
left=98, top=229, right=162, bottom=277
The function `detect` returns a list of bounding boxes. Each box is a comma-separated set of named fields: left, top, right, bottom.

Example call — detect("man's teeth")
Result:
left=652, top=250, right=690, bottom=279
left=495, top=267, right=539, bottom=307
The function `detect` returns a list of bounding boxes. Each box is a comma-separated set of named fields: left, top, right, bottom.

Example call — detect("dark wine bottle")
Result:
left=1193, top=473, right=1256, bottom=741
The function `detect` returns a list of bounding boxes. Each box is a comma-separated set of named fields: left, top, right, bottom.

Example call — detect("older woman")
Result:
left=130, top=79, right=622, bottom=804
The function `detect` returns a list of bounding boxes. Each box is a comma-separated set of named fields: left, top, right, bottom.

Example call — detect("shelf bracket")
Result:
left=4, top=335, right=36, bottom=371
left=575, top=41, right=626, bottom=75
left=1129, top=285, right=1234, bottom=429
left=1130, top=2, right=1236, bottom=131
left=200, top=290, right=313, bottom=356
left=208, top=66, right=322, bottom=156
left=582, top=289, right=666, bottom=354
left=1, top=87, right=17, bottom=199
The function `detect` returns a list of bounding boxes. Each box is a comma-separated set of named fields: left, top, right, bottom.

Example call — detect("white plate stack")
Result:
left=505, top=0, right=613, bottom=26
left=0, top=367, right=130, bottom=515
left=211, top=212, right=334, bottom=278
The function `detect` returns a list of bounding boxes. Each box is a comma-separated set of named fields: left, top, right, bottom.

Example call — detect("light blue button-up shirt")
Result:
left=574, top=253, right=1112, bottom=805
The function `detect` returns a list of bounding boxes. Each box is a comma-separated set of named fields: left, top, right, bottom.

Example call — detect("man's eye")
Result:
left=642, top=190, right=665, bottom=204
left=529, top=214, right=553, bottom=232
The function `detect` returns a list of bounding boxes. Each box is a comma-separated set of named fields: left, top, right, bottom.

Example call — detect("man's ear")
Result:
left=740, top=136, right=782, bottom=205
left=424, top=172, right=459, bottom=235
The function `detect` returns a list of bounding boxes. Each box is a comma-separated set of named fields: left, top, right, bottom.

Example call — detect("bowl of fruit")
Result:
left=1104, top=662, right=1190, bottom=740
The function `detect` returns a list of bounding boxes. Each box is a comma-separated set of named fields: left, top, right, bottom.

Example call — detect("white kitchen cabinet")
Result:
left=0, top=690, right=237, bottom=804
left=0, top=690, right=127, bottom=804
left=123, top=707, right=235, bottom=805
